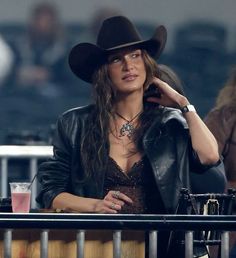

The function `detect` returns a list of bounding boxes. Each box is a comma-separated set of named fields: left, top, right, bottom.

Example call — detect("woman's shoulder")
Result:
left=54, top=104, right=95, bottom=143
left=161, top=107, right=188, bottom=128
left=145, top=106, right=188, bottom=137
left=59, top=104, right=95, bottom=122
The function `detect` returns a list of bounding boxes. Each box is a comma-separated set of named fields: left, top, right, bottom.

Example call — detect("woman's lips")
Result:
left=122, top=74, right=138, bottom=81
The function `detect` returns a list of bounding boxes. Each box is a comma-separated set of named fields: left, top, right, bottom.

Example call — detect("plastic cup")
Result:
left=9, top=182, right=31, bottom=213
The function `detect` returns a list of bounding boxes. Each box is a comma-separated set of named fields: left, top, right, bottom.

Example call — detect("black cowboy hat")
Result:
left=68, top=16, right=167, bottom=83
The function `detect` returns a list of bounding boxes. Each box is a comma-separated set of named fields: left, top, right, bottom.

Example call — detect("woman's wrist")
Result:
left=177, top=96, right=190, bottom=109
left=176, top=96, right=197, bottom=114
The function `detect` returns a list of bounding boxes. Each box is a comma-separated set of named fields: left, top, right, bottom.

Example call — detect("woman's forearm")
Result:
left=52, top=190, right=132, bottom=214
left=52, top=192, right=99, bottom=213
left=184, top=110, right=220, bottom=164
left=176, top=96, right=219, bottom=164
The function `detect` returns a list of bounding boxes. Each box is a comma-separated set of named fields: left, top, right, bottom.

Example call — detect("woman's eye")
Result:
left=131, top=52, right=140, bottom=58
left=109, top=57, right=120, bottom=64
left=113, top=58, right=120, bottom=63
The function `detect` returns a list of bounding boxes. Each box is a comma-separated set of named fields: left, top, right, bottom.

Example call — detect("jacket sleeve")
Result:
left=36, top=115, right=73, bottom=208
left=188, top=136, right=221, bottom=173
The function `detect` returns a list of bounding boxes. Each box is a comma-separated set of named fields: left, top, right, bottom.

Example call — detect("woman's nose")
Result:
left=122, top=57, right=133, bottom=71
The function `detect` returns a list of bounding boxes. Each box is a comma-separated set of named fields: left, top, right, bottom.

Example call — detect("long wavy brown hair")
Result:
left=80, top=50, right=159, bottom=178
left=215, top=67, right=236, bottom=109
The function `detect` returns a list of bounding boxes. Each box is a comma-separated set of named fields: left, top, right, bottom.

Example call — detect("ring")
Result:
left=111, top=203, right=116, bottom=209
left=114, top=191, right=120, bottom=199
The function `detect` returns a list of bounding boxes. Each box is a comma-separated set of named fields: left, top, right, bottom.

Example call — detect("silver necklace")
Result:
left=116, top=110, right=142, bottom=138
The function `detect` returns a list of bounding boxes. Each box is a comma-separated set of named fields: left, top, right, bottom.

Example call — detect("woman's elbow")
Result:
left=200, top=151, right=220, bottom=165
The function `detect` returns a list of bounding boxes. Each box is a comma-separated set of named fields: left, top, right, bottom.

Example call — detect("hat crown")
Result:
left=96, top=16, right=142, bottom=49
left=69, top=15, right=167, bottom=83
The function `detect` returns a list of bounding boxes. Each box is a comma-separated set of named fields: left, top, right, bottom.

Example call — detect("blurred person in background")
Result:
left=0, top=2, right=80, bottom=146
left=0, top=35, right=14, bottom=89
left=8, top=1, right=73, bottom=98
left=205, top=67, right=236, bottom=190
left=205, top=67, right=236, bottom=258
left=81, top=6, right=122, bottom=43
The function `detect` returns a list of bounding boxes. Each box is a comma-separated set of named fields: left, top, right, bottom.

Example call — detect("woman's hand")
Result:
left=146, top=77, right=189, bottom=108
left=52, top=191, right=133, bottom=214
left=94, top=190, right=133, bottom=214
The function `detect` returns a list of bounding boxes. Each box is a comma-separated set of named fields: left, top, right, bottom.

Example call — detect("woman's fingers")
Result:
left=100, top=190, right=134, bottom=213
left=103, top=190, right=133, bottom=213
left=105, top=190, right=133, bottom=204
left=113, top=191, right=133, bottom=204
left=152, top=77, right=171, bottom=90
left=148, top=77, right=183, bottom=108
left=95, top=199, right=119, bottom=213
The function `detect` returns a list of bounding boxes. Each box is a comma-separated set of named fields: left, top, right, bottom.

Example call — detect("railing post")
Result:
left=40, top=229, right=49, bottom=258
left=185, top=231, right=193, bottom=258
left=76, top=230, right=85, bottom=258
left=113, top=230, right=121, bottom=258
left=29, top=158, right=38, bottom=208
left=149, top=230, right=158, bottom=258
left=1, top=158, right=8, bottom=197
left=3, top=229, right=12, bottom=258
left=221, top=231, right=229, bottom=258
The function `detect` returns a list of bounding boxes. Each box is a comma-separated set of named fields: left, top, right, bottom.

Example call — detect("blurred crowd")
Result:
left=0, top=2, right=92, bottom=144
left=0, top=1, right=236, bottom=145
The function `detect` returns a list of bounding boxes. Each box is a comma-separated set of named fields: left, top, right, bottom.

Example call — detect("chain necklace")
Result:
left=116, top=110, right=143, bottom=138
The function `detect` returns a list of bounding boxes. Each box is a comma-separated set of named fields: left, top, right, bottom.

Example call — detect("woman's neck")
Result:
left=114, top=93, right=143, bottom=119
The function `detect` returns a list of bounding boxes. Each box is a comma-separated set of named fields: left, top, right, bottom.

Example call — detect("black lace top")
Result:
left=103, top=156, right=165, bottom=214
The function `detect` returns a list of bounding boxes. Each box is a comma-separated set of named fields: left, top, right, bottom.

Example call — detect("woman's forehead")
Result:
left=108, top=47, right=142, bottom=57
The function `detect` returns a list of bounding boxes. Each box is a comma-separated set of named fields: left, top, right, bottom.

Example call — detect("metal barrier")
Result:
left=0, top=146, right=235, bottom=257
left=0, top=213, right=236, bottom=258
left=0, top=145, right=53, bottom=208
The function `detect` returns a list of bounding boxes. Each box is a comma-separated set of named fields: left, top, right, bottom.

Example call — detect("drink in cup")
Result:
left=10, top=182, right=31, bottom=213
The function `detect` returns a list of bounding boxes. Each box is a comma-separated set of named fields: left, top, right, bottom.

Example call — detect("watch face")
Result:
left=181, top=105, right=196, bottom=113
left=182, top=106, right=188, bottom=113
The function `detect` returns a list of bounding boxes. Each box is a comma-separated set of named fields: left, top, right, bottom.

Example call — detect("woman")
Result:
left=37, top=15, right=219, bottom=214
left=36, top=15, right=220, bottom=258
left=205, top=67, right=236, bottom=190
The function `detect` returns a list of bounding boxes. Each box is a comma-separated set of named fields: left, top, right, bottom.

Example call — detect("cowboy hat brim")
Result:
left=68, top=25, right=167, bottom=83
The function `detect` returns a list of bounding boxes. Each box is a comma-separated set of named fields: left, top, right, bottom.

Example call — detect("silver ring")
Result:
left=114, top=191, right=120, bottom=199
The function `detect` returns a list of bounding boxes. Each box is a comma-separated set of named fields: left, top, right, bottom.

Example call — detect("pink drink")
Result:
left=11, top=192, right=31, bottom=213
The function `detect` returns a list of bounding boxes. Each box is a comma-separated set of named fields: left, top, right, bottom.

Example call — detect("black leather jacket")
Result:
left=37, top=104, right=215, bottom=212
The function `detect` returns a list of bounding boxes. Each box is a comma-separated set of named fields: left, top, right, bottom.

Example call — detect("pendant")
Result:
left=119, top=122, right=135, bottom=138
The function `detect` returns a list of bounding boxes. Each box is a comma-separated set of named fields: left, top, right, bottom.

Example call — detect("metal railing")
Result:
left=0, top=145, right=236, bottom=258
left=0, top=145, right=53, bottom=208
left=0, top=213, right=236, bottom=258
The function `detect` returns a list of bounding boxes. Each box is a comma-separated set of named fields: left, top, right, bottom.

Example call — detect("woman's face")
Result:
left=107, top=48, right=146, bottom=94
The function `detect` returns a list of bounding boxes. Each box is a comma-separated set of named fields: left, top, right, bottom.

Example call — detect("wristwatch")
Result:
left=181, top=104, right=196, bottom=114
